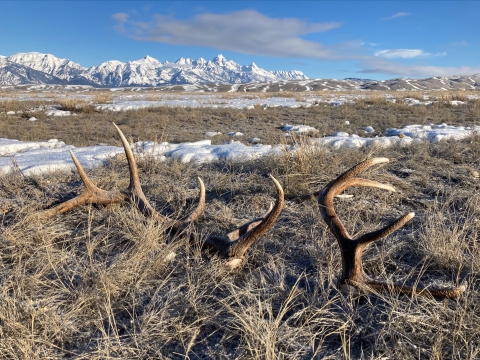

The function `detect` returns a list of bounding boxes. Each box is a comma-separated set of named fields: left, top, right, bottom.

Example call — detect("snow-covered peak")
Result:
left=98, top=60, right=125, bottom=66
left=91, top=60, right=125, bottom=71
left=7, top=52, right=84, bottom=74
left=175, top=57, right=193, bottom=65
left=195, top=57, right=206, bottom=66
left=1, top=51, right=310, bottom=86
left=8, top=52, right=60, bottom=63
left=213, top=54, right=227, bottom=65
left=132, top=55, right=161, bottom=65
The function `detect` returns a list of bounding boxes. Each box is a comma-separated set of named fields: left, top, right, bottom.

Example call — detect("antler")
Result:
left=202, top=175, right=284, bottom=269
left=39, top=123, right=205, bottom=233
left=319, top=158, right=465, bottom=299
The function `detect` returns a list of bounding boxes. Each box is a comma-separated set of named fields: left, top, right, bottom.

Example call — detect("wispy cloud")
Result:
left=112, top=13, right=129, bottom=32
left=112, top=13, right=129, bottom=22
left=112, top=10, right=346, bottom=59
left=375, top=49, right=446, bottom=59
left=112, top=9, right=477, bottom=78
left=359, top=57, right=480, bottom=77
left=383, top=12, right=410, bottom=20
left=291, top=61, right=309, bottom=66
left=452, top=40, right=467, bottom=47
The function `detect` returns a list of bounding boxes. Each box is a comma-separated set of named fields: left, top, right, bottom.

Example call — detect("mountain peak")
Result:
left=213, top=54, right=227, bottom=64
left=1, top=51, right=309, bottom=86
left=131, top=55, right=160, bottom=65
left=143, top=55, right=157, bottom=62
left=175, top=57, right=193, bottom=65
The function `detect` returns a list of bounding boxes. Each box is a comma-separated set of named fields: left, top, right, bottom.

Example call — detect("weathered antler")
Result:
left=202, top=175, right=284, bottom=269
left=39, top=123, right=205, bottom=233
left=319, top=157, right=465, bottom=298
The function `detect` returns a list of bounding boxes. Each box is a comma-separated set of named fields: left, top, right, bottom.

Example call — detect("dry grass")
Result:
left=91, top=92, right=113, bottom=104
left=0, top=95, right=479, bottom=147
left=0, top=125, right=479, bottom=358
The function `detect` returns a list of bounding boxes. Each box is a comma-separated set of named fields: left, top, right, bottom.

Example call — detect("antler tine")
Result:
left=324, top=157, right=390, bottom=193
left=112, top=122, right=161, bottom=219
left=365, top=278, right=467, bottom=299
left=227, top=175, right=284, bottom=258
left=181, top=177, right=206, bottom=224
left=355, top=212, right=415, bottom=246
left=202, top=175, right=284, bottom=269
left=319, top=157, right=465, bottom=299
left=39, top=150, right=127, bottom=218
left=112, top=123, right=205, bottom=230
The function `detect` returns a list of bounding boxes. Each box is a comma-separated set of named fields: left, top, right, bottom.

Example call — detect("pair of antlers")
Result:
left=39, top=124, right=465, bottom=298
left=39, top=123, right=284, bottom=269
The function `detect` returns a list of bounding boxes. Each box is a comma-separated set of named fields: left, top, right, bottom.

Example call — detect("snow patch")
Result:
left=0, top=123, right=478, bottom=176
left=280, top=124, right=318, bottom=133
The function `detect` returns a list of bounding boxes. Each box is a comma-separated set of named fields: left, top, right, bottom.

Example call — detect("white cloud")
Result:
left=383, top=12, right=410, bottom=20
left=113, top=10, right=346, bottom=59
left=375, top=49, right=446, bottom=59
left=112, top=13, right=129, bottom=22
left=111, top=9, right=477, bottom=78
left=359, top=58, right=480, bottom=77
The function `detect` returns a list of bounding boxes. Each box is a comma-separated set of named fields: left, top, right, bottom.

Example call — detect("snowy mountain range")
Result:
left=0, top=52, right=308, bottom=87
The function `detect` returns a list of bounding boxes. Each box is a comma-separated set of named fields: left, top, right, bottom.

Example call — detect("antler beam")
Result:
left=318, top=158, right=465, bottom=299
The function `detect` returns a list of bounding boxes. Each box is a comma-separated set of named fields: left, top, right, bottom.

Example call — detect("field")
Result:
left=0, top=91, right=480, bottom=359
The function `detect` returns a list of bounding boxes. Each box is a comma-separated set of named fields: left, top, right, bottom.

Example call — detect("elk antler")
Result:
left=39, top=123, right=205, bottom=233
left=319, top=158, right=465, bottom=299
left=202, top=175, right=284, bottom=269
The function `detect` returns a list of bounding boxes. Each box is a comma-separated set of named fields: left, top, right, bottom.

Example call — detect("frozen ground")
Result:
left=0, top=123, right=477, bottom=176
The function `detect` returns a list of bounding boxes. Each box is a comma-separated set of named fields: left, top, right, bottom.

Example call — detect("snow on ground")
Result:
left=280, top=124, right=319, bottom=133
left=0, top=123, right=478, bottom=176
left=308, top=132, right=417, bottom=149
left=404, top=98, right=433, bottom=106
left=1, top=93, right=474, bottom=117
left=384, top=124, right=477, bottom=142
left=45, top=109, right=77, bottom=117
left=0, top=138, right=120, bottom=175
left=205, top=132, right=222, bottom=137
left=94, top=96, right=311, bottom=111
left=226, top=132, right=244, bottom=137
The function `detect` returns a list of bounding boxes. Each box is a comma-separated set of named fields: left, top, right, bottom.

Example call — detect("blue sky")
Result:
left=1, top=1, right=479, bottom=80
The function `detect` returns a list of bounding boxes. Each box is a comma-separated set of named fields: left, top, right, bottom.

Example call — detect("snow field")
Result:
left=1, top=92, right=476, bottom=117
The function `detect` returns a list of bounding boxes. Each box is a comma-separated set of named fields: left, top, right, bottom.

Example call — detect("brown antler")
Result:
left=39, top=123, right=205, bottom=233
left=202, top=175, right=284, bottom=269
left=319, top=157, right=465, bottom=299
